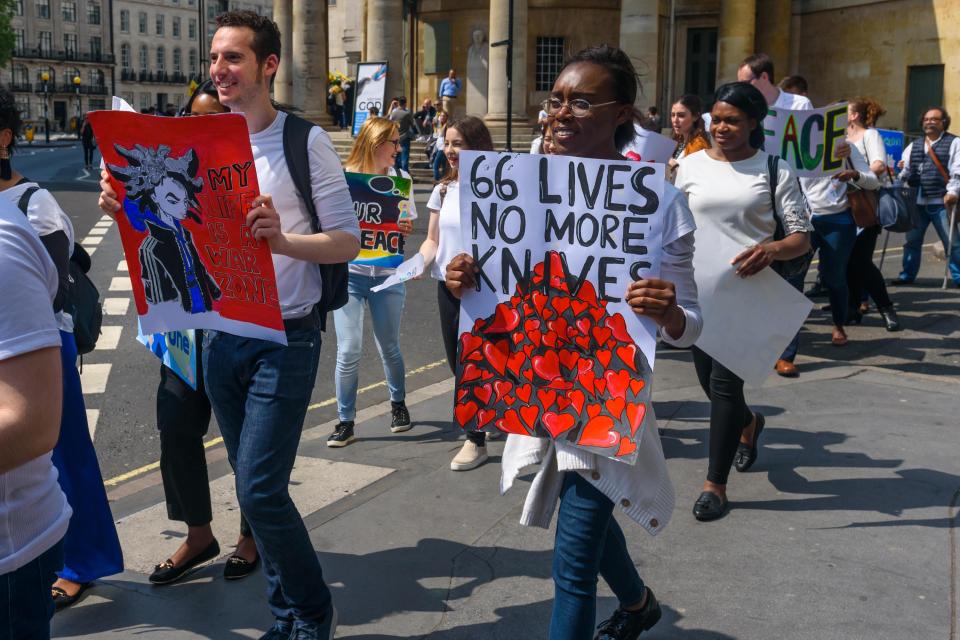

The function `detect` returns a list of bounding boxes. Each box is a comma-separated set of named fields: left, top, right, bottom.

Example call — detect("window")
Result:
left=189, top=18, right=197, bottom=39
left=13, top=65, right=28, bottom=86
left=90, top=36, right=102, bottom=58
left=683, top=27, right=717, bottom=110
left=89, top=98, right=106, bottom=111
left=39, top=31, right=53, bottom=55
left=120, top=9, right=129, bottom=32
left=87, top=1, right=101, bottom=24
left=64, top=34, right=78, bottom=58
left=156, top=46, right=165, bottom=71
left=173, top=17, right=181, bottom=38
left=139, top=45, right=148, bottom=70
left=16, top=98, right=30, bottom=119
left=906, top=65, right=945, bottom=134
left=62, top=1, right=76, bottom=21
left=173, top=48, right=182, bottom=73
left=13, top=0, right=23, bottom=16
left=140, top=93, right=150, bottom=111
left=67, top=67, right=81, bottom=87
left=139, top=12, right=147, bottom=34
left=36, top=0, right=50, bottom=19
left=88, top=69, right=104, bottom=87
left=189, top=49, right=198, bottom=75
left=535, top=37, right=565, bottom=91
left=37, top=67, right=55, bottom=84
left=121, top=43, right=131, bottom=69
left=156, top=14, right=165, bottom=36
left=13, top=29, right=24, bottom=55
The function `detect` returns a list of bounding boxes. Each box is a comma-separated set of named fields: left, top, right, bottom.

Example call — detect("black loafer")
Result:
left=149, top=539, right=220, bottom=585
left=223, top=553, right=260, bottom=580
left=595, top=587, right=662, bottom=639
left=693, top=491, right=728, bottom=522
left=52, top=582, right=93, bottom=611
left=734, top=413, right=765, bottom=472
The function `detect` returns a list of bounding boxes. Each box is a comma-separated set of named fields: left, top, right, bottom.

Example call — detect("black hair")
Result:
left=920, top=106, right=951, bottom=131
left=0, top=86, right=22, bottom=153
left=740, top=53, right=775, bottom=83
left=779, top=75, right=808, bottom=95
left=559, top=44, right=640, bottom=151
left=182, top=79, right=220, bottom=115
left=397, top=96, right=407, bottom=106
left=713, top=82, right=769, bottom=150
left=215, top=10, right=281, bottom=64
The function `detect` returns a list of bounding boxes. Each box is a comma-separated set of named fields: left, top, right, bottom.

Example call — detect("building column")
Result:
left=485, top=0, right=528, bottom=127
left=273, top=0, right=293, bottom=105
left=716, top=0, right=756, bottom=84
left=754, top=0, right=792, bottom=81
left=365, top=0, right=405, bottom=103
left=620, top=0, right=662, bottom=108
left=292, top=0, right=330, bottom=123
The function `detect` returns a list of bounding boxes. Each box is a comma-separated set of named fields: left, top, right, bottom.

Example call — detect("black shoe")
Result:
left=223, top=553, right=259, bottom=580
left=51, top=582, right=93, bottom=611
left=692, top=491, right=729, bottom=522
left=149, top=539, right=220, bottom=585
left=258, top=618, right=294, bottom=640
left=595, top=588, right=662, bottom=639
left=878, top=306, right=902, bottom=332
left=847, top=308, right=863, bottom=325
left=390, top=401, right=412, bottom=433
left=327, top=421, right=355, bottom=448
left=734, top=413, right=765, bottom=472
left=888, top=277, right=913, bottom=287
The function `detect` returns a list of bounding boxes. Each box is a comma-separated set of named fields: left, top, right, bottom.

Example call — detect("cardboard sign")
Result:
left=136, top=325, right=198, bottom=389
left=352, top=62, right=388, bottom=136
left=454, top=151, right=667, bottom=464
left=89, top=110, right=285, bottom=344
left=876, top=128, right=906, bottom=169
left=763, top=103, right=849, bottom=177
left=346, top=171, right=412, bottom=269
left=623, top=124, right=677, bottom=164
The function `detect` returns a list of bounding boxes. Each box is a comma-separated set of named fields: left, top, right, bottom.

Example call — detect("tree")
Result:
left=0, top=0, right=15, bottom=68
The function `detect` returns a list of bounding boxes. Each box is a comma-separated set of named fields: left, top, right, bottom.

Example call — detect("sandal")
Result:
left=52, top=582, right=93, bottom=611
left=734, top=413, right=765, bottom=472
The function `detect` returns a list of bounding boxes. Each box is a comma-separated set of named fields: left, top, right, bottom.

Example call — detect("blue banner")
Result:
left=876, top=128, right=905, bottom=166
left=137, top=322, right=198, bottom=390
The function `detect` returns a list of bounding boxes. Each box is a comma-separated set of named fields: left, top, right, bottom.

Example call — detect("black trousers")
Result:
left=437, top=282, right=485, bottom=446
left=156, top=337, right=249, bottom=535
left=691, top=346, right=753, bottom=485
left=847, top=226, right=893, bottom=310
left=82, top=144, right=95, bottom=166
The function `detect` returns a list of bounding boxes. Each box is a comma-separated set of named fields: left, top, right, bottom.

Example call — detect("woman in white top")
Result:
left=327, top=117, right=417, bottom=448
left=675, top=82, right=812, bottom=522
left=419, top=115, right=497, bottom=472
left=845, top=98, right=901, bottom=331
left=445, top=45, right=702, bottom=640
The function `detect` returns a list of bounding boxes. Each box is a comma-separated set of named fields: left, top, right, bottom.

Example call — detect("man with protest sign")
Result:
left=892, top=106, right=960, bottom=287
left=99, top=10, right=359, bottom=640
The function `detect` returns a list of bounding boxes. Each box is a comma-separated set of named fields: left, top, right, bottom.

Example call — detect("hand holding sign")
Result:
left=445, top=253, right=479, bottom=299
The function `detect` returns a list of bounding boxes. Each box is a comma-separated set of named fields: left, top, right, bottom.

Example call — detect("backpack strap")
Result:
left=16, top=185, right=40, bottom=217
left=282, top=113, right=322, bottom=233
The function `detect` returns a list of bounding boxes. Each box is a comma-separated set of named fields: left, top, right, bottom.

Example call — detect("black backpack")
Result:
left=17, top=185, right=103, bottom=354
left=281, top=113, right=348, bottom=331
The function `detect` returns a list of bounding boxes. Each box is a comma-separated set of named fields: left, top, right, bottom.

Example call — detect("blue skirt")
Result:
left=51, top=330, right=124, bottom=583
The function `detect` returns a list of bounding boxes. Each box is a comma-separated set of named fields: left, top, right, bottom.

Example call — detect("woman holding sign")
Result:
left=326, top=117, right=417, bottom=448
left=675, top=82, right=812, bottom=521
left=446, top=46, right=703, bottom=640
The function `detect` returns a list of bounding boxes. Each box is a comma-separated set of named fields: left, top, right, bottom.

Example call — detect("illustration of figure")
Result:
left=108, top=144, right=221, bottom=314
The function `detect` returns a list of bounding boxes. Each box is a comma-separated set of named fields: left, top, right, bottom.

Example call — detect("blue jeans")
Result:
left=550, top=473, right=646, bottom=640
left=203, top=326, right=330, bottom=624
left=395, top=138, right=411, bottom=172
left=779, top=271, right=807, bottom=362
left=432, top=148, right=448, bottom=181
left=333, top=274, right=406, bottom=422
left=1, top=539, right=63, bottom=640
left=812, top=211, right=857, bottom=327
left=900, top=203, right=960, bottom=284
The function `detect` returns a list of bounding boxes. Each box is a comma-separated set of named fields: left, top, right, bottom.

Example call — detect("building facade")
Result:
left=4, top=0, right=113, bottom=134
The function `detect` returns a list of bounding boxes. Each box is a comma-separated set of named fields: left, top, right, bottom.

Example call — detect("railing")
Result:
left=128, top=70, right=189, bottom=84
left=31, top=83, right=108, bottom=95
left=12, top=47, right=115, bottom=64
left=8, top=82, right=33, bottom=92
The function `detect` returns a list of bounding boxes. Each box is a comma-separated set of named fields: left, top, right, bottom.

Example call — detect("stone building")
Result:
left=4, top=0, right=113, bottom=134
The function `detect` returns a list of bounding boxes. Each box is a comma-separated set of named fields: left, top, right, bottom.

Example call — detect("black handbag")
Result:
left=877, top=183, right=917, bottom=232
left=767, top=155, right=814, bottom=279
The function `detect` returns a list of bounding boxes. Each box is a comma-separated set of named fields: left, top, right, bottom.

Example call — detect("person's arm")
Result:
left=897, top=142, right=912, bottom=178
left=0, top=346, right=62, bottom=474
left=946, top=137, right=960, bottom=205
left=864, top=129, right=888, bottom=178
left=418, top=211, right=440, bottom=272
left=835, top=144, right=881, bottom=190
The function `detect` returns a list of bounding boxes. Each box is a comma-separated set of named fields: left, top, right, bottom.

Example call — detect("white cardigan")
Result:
left=500, top=184, right=702, bottom=537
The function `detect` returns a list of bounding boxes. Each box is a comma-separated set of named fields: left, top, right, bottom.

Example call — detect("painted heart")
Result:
left=504, top=395, right=517, bottom=406
left=461, top=363, right=482, bottom=383
left=605, top=396, right=626, bottom=419
left=465, top=351, right=483, bottom=362
left=515, top=383, right=533, bottom=403
left=576, top=317, right=591, bottom=336
left=456, top=388, right=468, bottom=402
left=604, top=370, right=631, bottom=400
left=529, top=329, right=542, bottom=346
left=578, top=415, right=619, bottom=448
left=483, top=340, right=510, bottom=376
left=486, top=304, right=520, bottom=333
left=575, top=335, right=591, bottom=350
left=571, top=300, right=590, bottom=317
left=537, top=389, right=557, bottom=409
left=626, top=402, right=646, bottom=436
left=496, top=409, right=528, bottom=435
left=548, top=318, right=569, bottom=340
left=474, top=383, right=493, bottom=405
left=593, top=377, right=607, bottom=395
left=558, top=349, right=580, bottom=373
left=522, top=368, right=534, bottom=381
left=605, top=313, right=633, bottom=343
left=616, top=437, right=638, bottom=457
left=519, top=405, right=540, bottom=430
left=569, top=390, right=586, bottom=415
left=581, top=370, right=597, bottom=396
left=481, top=370, right=494, bottom=380
left=542, top=331, right=558, bottom=348
left=547, top=379, right=574, bottom=391
left=531, top=291, right=548, bottom=314
left=511, top=332, right=525, bottom=345
left=629, top=379, right=645, bottom=395
left=551, top=296, right=571, bottom=314
left=597, top=349, right=612, bottom=369
left=542, top=411, right=576, bottom=438
left=454, top=401, right=478, bottom=427
left=477, top=408, right=497, bottom=428
left=592, top=326, right=612, bottom=345
left=616, top=344, right=639, bottom=372
left=579, top=280, right=599, bottom=304
left=589, top=307, right=606, bottom=322
left=556, top=395, right=573, bottom=410
left=461, top=334, right=483, bottom=362
left=507, top=351, right=526, bottom=377
left=493, top=380, right=514, bottom=403
left=577, top=359, right=593, bottom=376
left=532, top=351, right=561, bottom=381
left=524, top=318, right=540, bottom=333
left=586, top=403, right=602, bottom=419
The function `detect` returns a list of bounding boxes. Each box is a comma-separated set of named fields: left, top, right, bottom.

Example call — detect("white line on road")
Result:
left=99, top=215, right=113, bottom=224
left=86, top=247, right=96, bottom=255
left=96, top=326, right=122, bottom=351
left=93, top=220, right=112, bottom=229
left=79, top=363, right=112, bottom=394
left=117, top=260, right=128, bottom=272
left=77, top=168, right=90, bottom=181
left=81, top=236, right=103, bottom=246
left=86, top=227, right=108, bottom=236
left=86, top=409, right=99, bottom=440
left=109, top=277, right=132, bottom=291
left=103, top=298, right=130, bottom=315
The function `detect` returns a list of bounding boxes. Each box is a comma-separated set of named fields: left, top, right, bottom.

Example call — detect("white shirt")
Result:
left=348, top=167, right=418, bottom=279
left=802, top=143, right=881, bottom=216
left=249, top=111, right=360, bottom=319
left=899, top=135, right=960, bottom=204
left=0, top=201, right=70, bottom=575
left=427, top=180, right=463, bottom=281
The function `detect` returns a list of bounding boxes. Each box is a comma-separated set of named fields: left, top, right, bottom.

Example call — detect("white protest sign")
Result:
left=451, top=151, right=667, bottom=463
left=693, top=233, right=813, bottom=387
left=352, top=62, right=388, bottom=136
left=370, top=253, right=425, bottom=292
left=763, top=103, right=849, bottom=177
left=623, top=124, right=677, bottom=164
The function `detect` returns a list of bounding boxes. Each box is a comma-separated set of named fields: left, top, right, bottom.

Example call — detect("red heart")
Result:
left=487, top=304, right=520, bottom=333
left=507, top=351, right=526, bottom=377
left=579, top=280, right=599, bottom=304
left=575, top=335, right=591, bottom=350
left=524, top=318, right=540, bottom=333
left=605, top=314, right=632, bottom=343
left=515, top=384, right=533, bottom=403
left=571, top=300, right=590, bottom=317
left=461, top=334, right=483, bottom=362
left=454, top=401, right=478, bottom=427
left=578, top=415, right=619, bottom=448
left=529, top=330, right=542, bottom=346
left=537, top=389, right=557, bottom=409
left=558, top=350, right=580, bottom=373
left=547, top=379, right=574, bottom=390
left=494, top=380, right=513, bottom=403
left=483, top=340, right=510, bottom=376
left=542, top=411, right=576, bottom=438
left=522, top=368, right=534, bottom=381
left=477, top=408, right=497, bottom=428
left=496, top=409, right=528, bottom=435
left=616, top=436, right=638, bottom=457
left=569, top=390, right=586, bottom=415
left=576, top=317, right=591, bottom=336
left=586, top=403, right=602, bottom=418
left=597, top=349, right=612, bottom=369
left=548, top=318, right=569, bottom=340
left=626, top=402, right=646, bottom=435
left=604, top=370, right=631, bottom=400
left=504, top=395, right=517, bottom=406
left=511, top=332, right=525, bottom=345
left=465, top=351, right=483, bottom=362
left=519, top=405, right=540, bottom=430
left=589, top=307, right=606, bottom=322
left=581, top=370, right=597, bottom=396
left=551, top=296, right=571, bottom=314
left=629, top=379, right=645, bottom=395
left=481, top=370, right=494, bottom=380
left=474, top=383, right=493, bottom=405
left=542, top=331, right=558, bottom=348
left=557, top=395, right=573, bottom=411
left=617, top=344, right=639, bottom=372
left=605, top=396, right=625, bottom=419
left=531, top=291, right=548, bottom=314
left=456, top=388, right=468, bottom=402
left=532, top=351, right=561, bottom=381
left=592, top=326, right=612, bottom=345
left=594, top=377, right=607, bottom=395
left=461, top=363, right=481, bottom=383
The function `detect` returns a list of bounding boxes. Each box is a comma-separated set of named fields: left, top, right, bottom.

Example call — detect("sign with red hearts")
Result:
left=453, top=151, right=667, bottom=463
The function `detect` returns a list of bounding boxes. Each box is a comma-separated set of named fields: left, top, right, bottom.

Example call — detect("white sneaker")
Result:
left=450, top=440, right=488, bottom=471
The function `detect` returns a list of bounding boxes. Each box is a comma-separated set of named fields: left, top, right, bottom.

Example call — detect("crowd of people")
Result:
left=1, top=8, right=956, bottom=640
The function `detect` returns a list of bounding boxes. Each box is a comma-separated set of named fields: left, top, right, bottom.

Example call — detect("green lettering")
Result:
left=800, top=114, right=824, bottom=171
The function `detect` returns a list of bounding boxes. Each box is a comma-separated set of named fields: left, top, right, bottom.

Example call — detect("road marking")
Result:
left=86, top=409, right=99, bottom=440
left=95, top=326, right=122, bottom=351
left=306, top=358, right=447, bottom=410
left=79, top=363, right=112, bottom=394
left=81, top=236, right=103, bottom=246
left=93, top=220, right=112, bottom=229
left=99, top=215, right=113, bottom=223
left=103, top=298, right=130, bottom=315
left=109, top=277, right=132, bottom=291
left=78, top=168, right=90, bottom=181
left=86, top=247, right=96, bottom=256
left=117, top=259, right=128, bottom=272
left=86, top=227, right=108, bottom=236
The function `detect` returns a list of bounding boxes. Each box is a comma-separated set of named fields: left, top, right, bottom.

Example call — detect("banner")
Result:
left=763, top=103, right=849, bottom=177
left=346, top=171, right=412, bottom=269
left=89, top=110, right=285, bottom=344
left=623, top=124, right=677, bottom=164
left=876, top=128, right=906, bottom=170
left=454, top=151, right=667, bottom=464
left=136, top=324, right=198, bottom=390
left=352, top=62, right=388, bottom=136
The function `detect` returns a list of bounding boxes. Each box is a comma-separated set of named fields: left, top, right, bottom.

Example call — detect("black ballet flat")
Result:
left=878, top=306, right=902, bottom=332
left=734, top=413, right=765, bottom=472
left=692, top=491, right=728, bottom=522
left=223, top=553, right=260, bottom=580
left=52, top=582, right=93, bottom=611
left=149, top=539, right=220, bottom=585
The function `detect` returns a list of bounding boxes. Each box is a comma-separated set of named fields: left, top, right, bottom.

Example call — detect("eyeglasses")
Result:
left=923, top=117, right=943, bottom=122
left=386, top=139, right=401, bottom=148
left=541, top=97, right=619, bottom=117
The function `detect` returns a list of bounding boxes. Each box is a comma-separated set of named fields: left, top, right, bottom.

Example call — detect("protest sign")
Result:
left=370, top=253, right=424, bottom=292
left=88, top=110, right=285, bottom=344
left=352, top=62, right=388, bottom=136
left=876, top=128, right=906, bottom=170
left=346, top=171, right=413, bottom=269
left=623, top=124, right=677, bottom=164
left=763, top=103, right=848, bottom=177
left=136, top=324, right=198, bottom=389
left=454, top=151, right=666, bottom=464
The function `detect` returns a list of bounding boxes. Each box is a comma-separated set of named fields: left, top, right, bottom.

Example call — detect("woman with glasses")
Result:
left=326, top=117, right=416, bottom=447
left=445, top=46, right=703, bottom=640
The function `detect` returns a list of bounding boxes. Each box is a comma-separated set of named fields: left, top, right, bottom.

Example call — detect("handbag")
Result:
left=877, top=183, right=916, bottom=232
left=767, top=155, right=814, bottom=279
left=845, top=158, right=879, bottom=227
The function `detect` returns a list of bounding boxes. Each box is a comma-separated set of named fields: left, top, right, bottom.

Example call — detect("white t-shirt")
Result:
left=0, top=201, right=70, bottom=575
left=348, top=167, right=418, bottom=278
left=427, top=180, right=463, bottom=281
left=249, top=111, right=361, bottom=319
